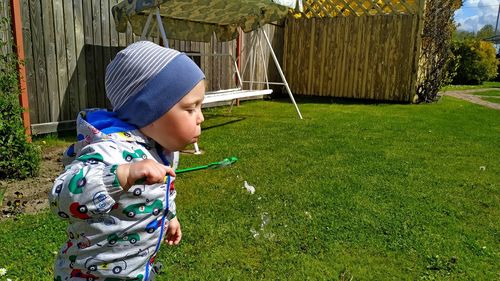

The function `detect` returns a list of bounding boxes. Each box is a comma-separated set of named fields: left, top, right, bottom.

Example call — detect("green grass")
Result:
left=441, top=81, right=500, bottom=91
left=470, top=90, right=500, bottom=97
left=32, top=131, right=75, bottom=147
left=0, top=96, right=498, bottom=280
left=0, top=186, right=5, bottom=207
left=480, top=97, right=500, bottom=104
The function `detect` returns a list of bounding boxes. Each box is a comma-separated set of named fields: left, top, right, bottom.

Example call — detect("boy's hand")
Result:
left=116, top=159, right=175, bottom=191
left=165, top=217, right=182, bottom=245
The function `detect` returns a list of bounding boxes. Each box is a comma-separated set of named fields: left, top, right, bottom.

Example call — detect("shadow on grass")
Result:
left=201, top=116, right=246, bottom=131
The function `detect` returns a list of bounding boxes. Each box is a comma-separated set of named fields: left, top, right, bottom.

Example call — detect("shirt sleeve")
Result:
left=49, top=161, right=122, bottom=221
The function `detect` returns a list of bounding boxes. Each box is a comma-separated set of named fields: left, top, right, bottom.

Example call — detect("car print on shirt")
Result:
left=122, top=199, right=162, bottom=218
left=86, top=215, right=116, bottom=226
left=85, top=257, right=127, bottom=274
left=145, top=217, right=163, bottom=234
left=69, top=231, right=91, bottom=249
left=68, top=168, right=87, bottom=194
left=116, top=132, right=133, bottom=140
left=93, top=191, right=114, bottom=213
left=62, top=240, right=73, bottom=254
left=77, top=153, right=104, bottom=164
left=69, top=255, right=77, bottom=268
left=107, top=232, right=140, bottom=245
left=122, top=149, right=147, bottom=162
left=70, top=268, right=99, bottom=280
left=70, top=202, right=90, bottom=219
left=54, top=182, right=63, bottom=194
left=131, top=185, right=146, bottom=196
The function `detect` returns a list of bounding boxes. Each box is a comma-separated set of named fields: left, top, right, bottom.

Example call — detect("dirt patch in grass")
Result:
left=0, top=146, right=65, bottom=219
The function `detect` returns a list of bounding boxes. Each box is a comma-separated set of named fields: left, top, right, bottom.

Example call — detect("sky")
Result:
left=454, top=0, right=500, bottom=32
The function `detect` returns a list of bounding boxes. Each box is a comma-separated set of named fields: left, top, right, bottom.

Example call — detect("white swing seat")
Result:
left=203, top=89, right=273, bottom=104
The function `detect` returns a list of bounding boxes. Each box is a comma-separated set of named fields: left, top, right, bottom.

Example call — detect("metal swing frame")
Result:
left=140, top=7, right=303, bottom=154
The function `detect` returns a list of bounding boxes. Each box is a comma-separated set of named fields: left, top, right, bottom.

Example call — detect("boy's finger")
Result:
left=167, top=169, right=176, bottom=177
left=173, top=235, right=181, bottom=245
left=162, top=165, right=176, bottom=177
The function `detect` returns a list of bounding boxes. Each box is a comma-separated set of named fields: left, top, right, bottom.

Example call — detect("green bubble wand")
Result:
left=175, top=156, right=239, bottom=174
left=161, top=156, right=239, bottom=183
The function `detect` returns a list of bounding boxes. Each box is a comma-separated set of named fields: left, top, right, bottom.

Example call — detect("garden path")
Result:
left=441, top=88, right=500, bottom=110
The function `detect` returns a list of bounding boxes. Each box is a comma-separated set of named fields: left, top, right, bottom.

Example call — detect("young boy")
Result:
left=49, top=41, right=205, bottom=280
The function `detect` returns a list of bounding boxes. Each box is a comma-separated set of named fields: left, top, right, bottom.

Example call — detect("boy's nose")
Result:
left=197, top=111, right=204, bottom=124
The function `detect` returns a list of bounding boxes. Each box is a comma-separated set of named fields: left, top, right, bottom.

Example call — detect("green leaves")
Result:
left=0, top=17, right=41, bottom=180
left=450, top=39, right=499, bottom=85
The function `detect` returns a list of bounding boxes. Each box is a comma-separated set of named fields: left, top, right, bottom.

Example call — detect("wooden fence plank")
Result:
left=20, top=0, right=38, bottom=124
left=32, top=0, right=51, bottom=123
left=109, top=0, right=120, bottom=58
left=53, top=0, right=70, bottom=120
left=360, top=15, right=370, bottom=99
left=74, top=0, right=87, bottom=110
left=101, top=0, right=112, bottom=109
left=347, top=16, right=357, bottom=98
left=63, top=0, right=79, bottom=119
left=373, top=16, right=382, bottom=100
left=0, top=1, right=12, bottom=55
left=83, top=0, right=96, bottom=108
left=339, top=17, right=348, bottom=97
left=92, top=0, right=104, bottom=108
left=318, top=19, right=327, bottom=96
left=325, top=18, right=335, bottom=96
left=352, top=16, right=363, bottom=99
left=306, top=18, right=315, bottom=94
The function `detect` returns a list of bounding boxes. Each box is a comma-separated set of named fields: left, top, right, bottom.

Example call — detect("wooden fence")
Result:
left=0, top=1, right=13, bottom=56
left=283, top=0, right=424, bottom=101
left=11, top=0, right=276, bottom=134
left=7, top=0, right=427, bottom=133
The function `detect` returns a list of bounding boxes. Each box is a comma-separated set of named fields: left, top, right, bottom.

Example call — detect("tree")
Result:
left=415, top=0, right=461, bottom=103
left=476, top=24, right=495, bottom=40
left=454, top=29, right=475, bottom=40
left=450, top=39, right=498, bottom=84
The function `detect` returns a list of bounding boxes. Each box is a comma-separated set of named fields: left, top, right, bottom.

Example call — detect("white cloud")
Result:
left=455, top=0, right=499, bottom=32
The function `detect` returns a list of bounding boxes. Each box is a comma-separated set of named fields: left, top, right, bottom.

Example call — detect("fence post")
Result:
left=10, top=0, right=31, bottom=140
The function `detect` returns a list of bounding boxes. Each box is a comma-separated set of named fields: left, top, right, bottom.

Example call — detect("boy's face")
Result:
left=140, top=80, right=205, bottom=152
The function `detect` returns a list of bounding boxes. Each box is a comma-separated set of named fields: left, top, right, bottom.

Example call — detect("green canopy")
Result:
left=112, top=0, right=289, bottom=42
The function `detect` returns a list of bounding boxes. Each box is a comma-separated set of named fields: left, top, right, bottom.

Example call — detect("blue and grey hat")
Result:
left=105, top=41, right=205, bottom=128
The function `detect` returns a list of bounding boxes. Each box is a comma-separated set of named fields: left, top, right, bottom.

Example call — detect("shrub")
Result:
left=0, top=17, right=40, bottom=179
left=415, top=0, right=457, bottom=103
left=450, top=38, right=499, bottom=85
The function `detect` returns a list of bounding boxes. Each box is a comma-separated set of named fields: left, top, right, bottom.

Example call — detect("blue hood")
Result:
left=63, top=109, right=139, bottom=166
left=84, top=109, right=137, bottom=135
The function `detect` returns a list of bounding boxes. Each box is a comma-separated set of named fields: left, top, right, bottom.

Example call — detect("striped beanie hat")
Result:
left=105, top=41, right=205, bottom=128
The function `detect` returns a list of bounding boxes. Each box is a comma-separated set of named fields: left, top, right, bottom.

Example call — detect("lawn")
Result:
left=480, top=97, right=500, bottom=104
left=0, top=95, right=498, bottom=280
left=441, top=81, right=500, bottom=91
left=470, top=90, right=500, bottom=97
